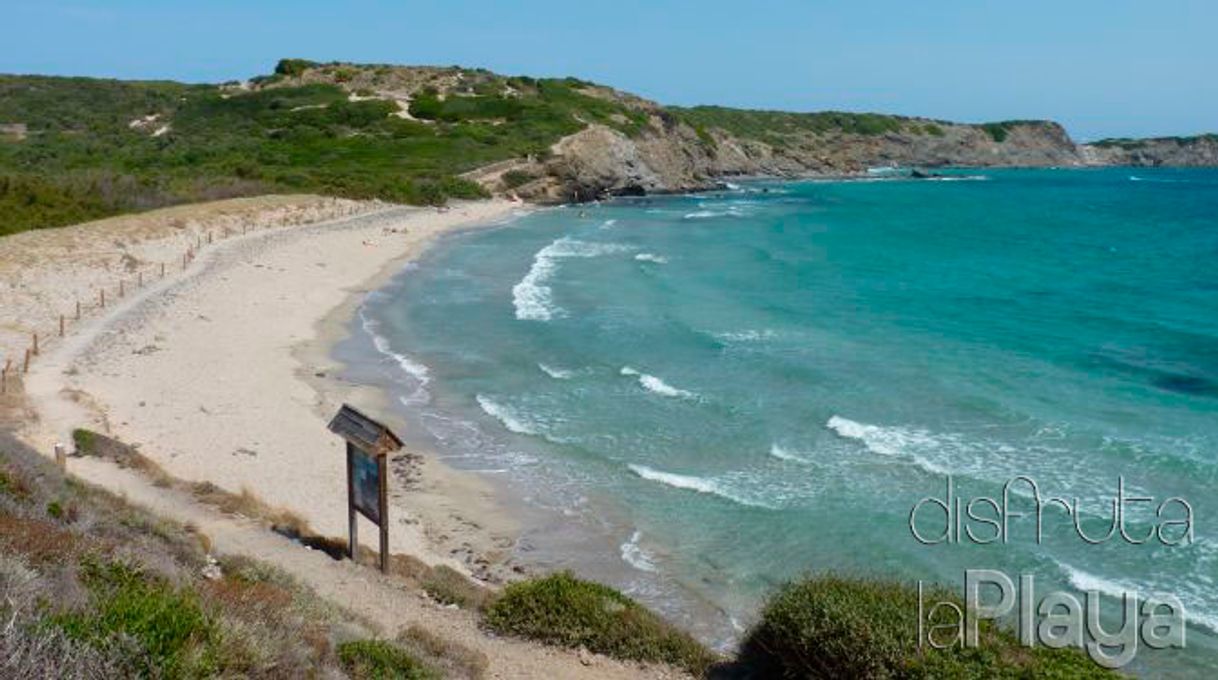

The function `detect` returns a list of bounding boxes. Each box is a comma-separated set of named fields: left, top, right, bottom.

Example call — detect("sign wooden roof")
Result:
left=327, top=404, right=403, bottom=456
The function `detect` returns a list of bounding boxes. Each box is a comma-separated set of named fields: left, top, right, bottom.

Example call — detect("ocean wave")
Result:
left=360, top=309, right=431, bottom=404
left=769, top=443, right=805, bottom=462
left=627, top=463, right=773, bottom=509
left=1060, top=562, right=1138, bottom=600
left=512, top=237, right=631, bottom=321
left=683, top=207, right=746, bottom=220
left=538, top=363, right=575, bottom=379
left=825, top=415, right=950, bottom=475
left=620, top=530, right=659, bottom=572
left=1057, top=561, right=1218, bottom=634
left=715, top=329, right=777, bottom=343
left=635, top=253, right=669, bottom=264
left=601, top=219, right=618, bottom=229
left=621, top=366, right=697, bottom=399
left=926, top=175, right=989, bottom=182
left=1129, top=175, right=1185, bottom=184
left=368, top=328, right=430, bottom=383
left=475, top=394, right=538, bottom=435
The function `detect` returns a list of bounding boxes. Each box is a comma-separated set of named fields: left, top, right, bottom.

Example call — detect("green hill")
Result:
left=0, top=61, right=655, bottom=234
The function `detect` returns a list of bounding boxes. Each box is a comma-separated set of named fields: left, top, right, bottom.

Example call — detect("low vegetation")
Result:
left=484, top=571, right=717, bottom=675
left=20, top=428, right=1119, bottom=678
left=0, top=61, right=671, bottom=234
left=1091, top=133, right=1218, bottom=149
left=672, top=106, right=914, bottom=147
left=0, top=431, right=440, bottom=678
left=735, top=574, right=1113, bottom=679
left=338, top=639, right=441, bottom=679
left=978, top=119, right=1045, bottom=143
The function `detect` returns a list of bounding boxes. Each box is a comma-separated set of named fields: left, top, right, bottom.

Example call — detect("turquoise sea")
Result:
left=348, top=168, right=1218, bottom=676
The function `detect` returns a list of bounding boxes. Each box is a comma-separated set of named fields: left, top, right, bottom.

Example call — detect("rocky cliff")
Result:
left=512, top=112, right=1083, bottom=202
left=255, top=61, right=1212, bottom=203
left=1079, top=135, right=1218, bottom=167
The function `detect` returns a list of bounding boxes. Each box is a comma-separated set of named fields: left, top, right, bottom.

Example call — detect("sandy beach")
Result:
left=18, top=197, right=530, bottom=578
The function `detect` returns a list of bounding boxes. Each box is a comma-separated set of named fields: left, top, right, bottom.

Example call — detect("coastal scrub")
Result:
left=484, top=571, right=716, bottom=675
left=738, top=574, right=1113, bottom=678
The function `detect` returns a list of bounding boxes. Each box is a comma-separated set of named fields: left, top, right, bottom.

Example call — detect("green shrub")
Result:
left=924, top=123, right=945, bottom=137
left=71, top=428, right=96, bottom=456
left=274, top=58, right=319, bottom=77
left=739, top=575, right=1112, bottom=679
left=484, top=571, right=715, bottom=674
left=421, top=564, right=490, bottom=609
left=54, top=559, right=217, bottom=676
left=694, top=123, right=717, bottom=148
left=501, top=169, right=536, bottom=189
left=982, top=123, right=1010, bottom=143
left=338, top=639, right=440, bottom=679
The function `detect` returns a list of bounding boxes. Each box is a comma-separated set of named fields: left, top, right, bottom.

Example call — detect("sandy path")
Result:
left=0, top=195, right=373, bottom=371
left=66, top=451, right=679, bottom=679
left=21, top=200, right=526, bottom=576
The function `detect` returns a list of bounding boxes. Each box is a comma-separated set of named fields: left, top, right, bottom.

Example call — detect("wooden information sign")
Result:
left=327, top=404, right=403, bottom=573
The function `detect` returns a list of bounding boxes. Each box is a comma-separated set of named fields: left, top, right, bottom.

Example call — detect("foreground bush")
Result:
left=485, top=571, right=715, bottom=675
left=739, top=575, right=1112, bottom=679
left=338, top=639, right=440, bottom=679
left=53, top=559, right=216, bottom=676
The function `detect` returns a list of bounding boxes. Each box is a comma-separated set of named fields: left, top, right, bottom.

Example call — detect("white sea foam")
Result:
left=601, top=219, right=618, bottom=229
left=538, top=363, right=575, bottom=379
left=475, top=394, right=538, bottom=435
left=769, top=443, right=804, bottom=462
left=1057, top=561, right=1218, bottom=634
left=621, top=366, right=696, bottom=399
left=715, top=329, right=777, bottom=343
left=635, top=253, right=669, bottom=264
left=512, top=237, right=630, bottom=321
left=360, top=310, right=430, bottom=405
left=620, top=530, right=658, bottom=572
left=825, top=415, right=949, bottom=475
left=628, top=464, right=772, bottom=509
left=1060, top=562, right=1136, bottom=600
left=1129, top=175, right=1184, bottom=184
left=367, top=327, right=430, bottom=383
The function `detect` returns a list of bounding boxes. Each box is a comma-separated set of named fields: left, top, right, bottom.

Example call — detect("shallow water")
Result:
left=354, top=168, right=1218, bottom=675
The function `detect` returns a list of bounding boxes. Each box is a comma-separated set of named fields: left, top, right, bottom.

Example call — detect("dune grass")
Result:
left=484, top=571, right=716, bottom=675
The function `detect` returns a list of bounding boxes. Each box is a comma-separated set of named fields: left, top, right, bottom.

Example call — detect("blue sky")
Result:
left=1, top=0, right=1213, bottom=140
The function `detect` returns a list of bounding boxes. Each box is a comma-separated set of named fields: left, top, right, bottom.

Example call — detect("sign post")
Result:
left=328, top=404, right=403, bottom=573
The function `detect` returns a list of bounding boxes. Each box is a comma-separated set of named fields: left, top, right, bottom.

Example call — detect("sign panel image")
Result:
left=351, top=447, right=381, bottom=524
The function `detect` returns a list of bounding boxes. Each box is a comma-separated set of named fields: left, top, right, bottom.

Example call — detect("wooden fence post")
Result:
left=75, top=300, right=81, bottom=320
left=23, top=348, right=31, bottom=373
left=54, top=443, right=66, bottom=471
left=161, top=262, right=166, bottom=278
left=100, top=289, right=106, bottom=308
left=119, top=280, right=124, bottom=298
left=59, top=315, right=65, bottom=337
left=31, top=333, right=38, bottom=356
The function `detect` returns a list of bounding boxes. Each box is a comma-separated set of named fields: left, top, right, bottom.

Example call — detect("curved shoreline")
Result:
left=20, top=198, right=530, bottom=578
